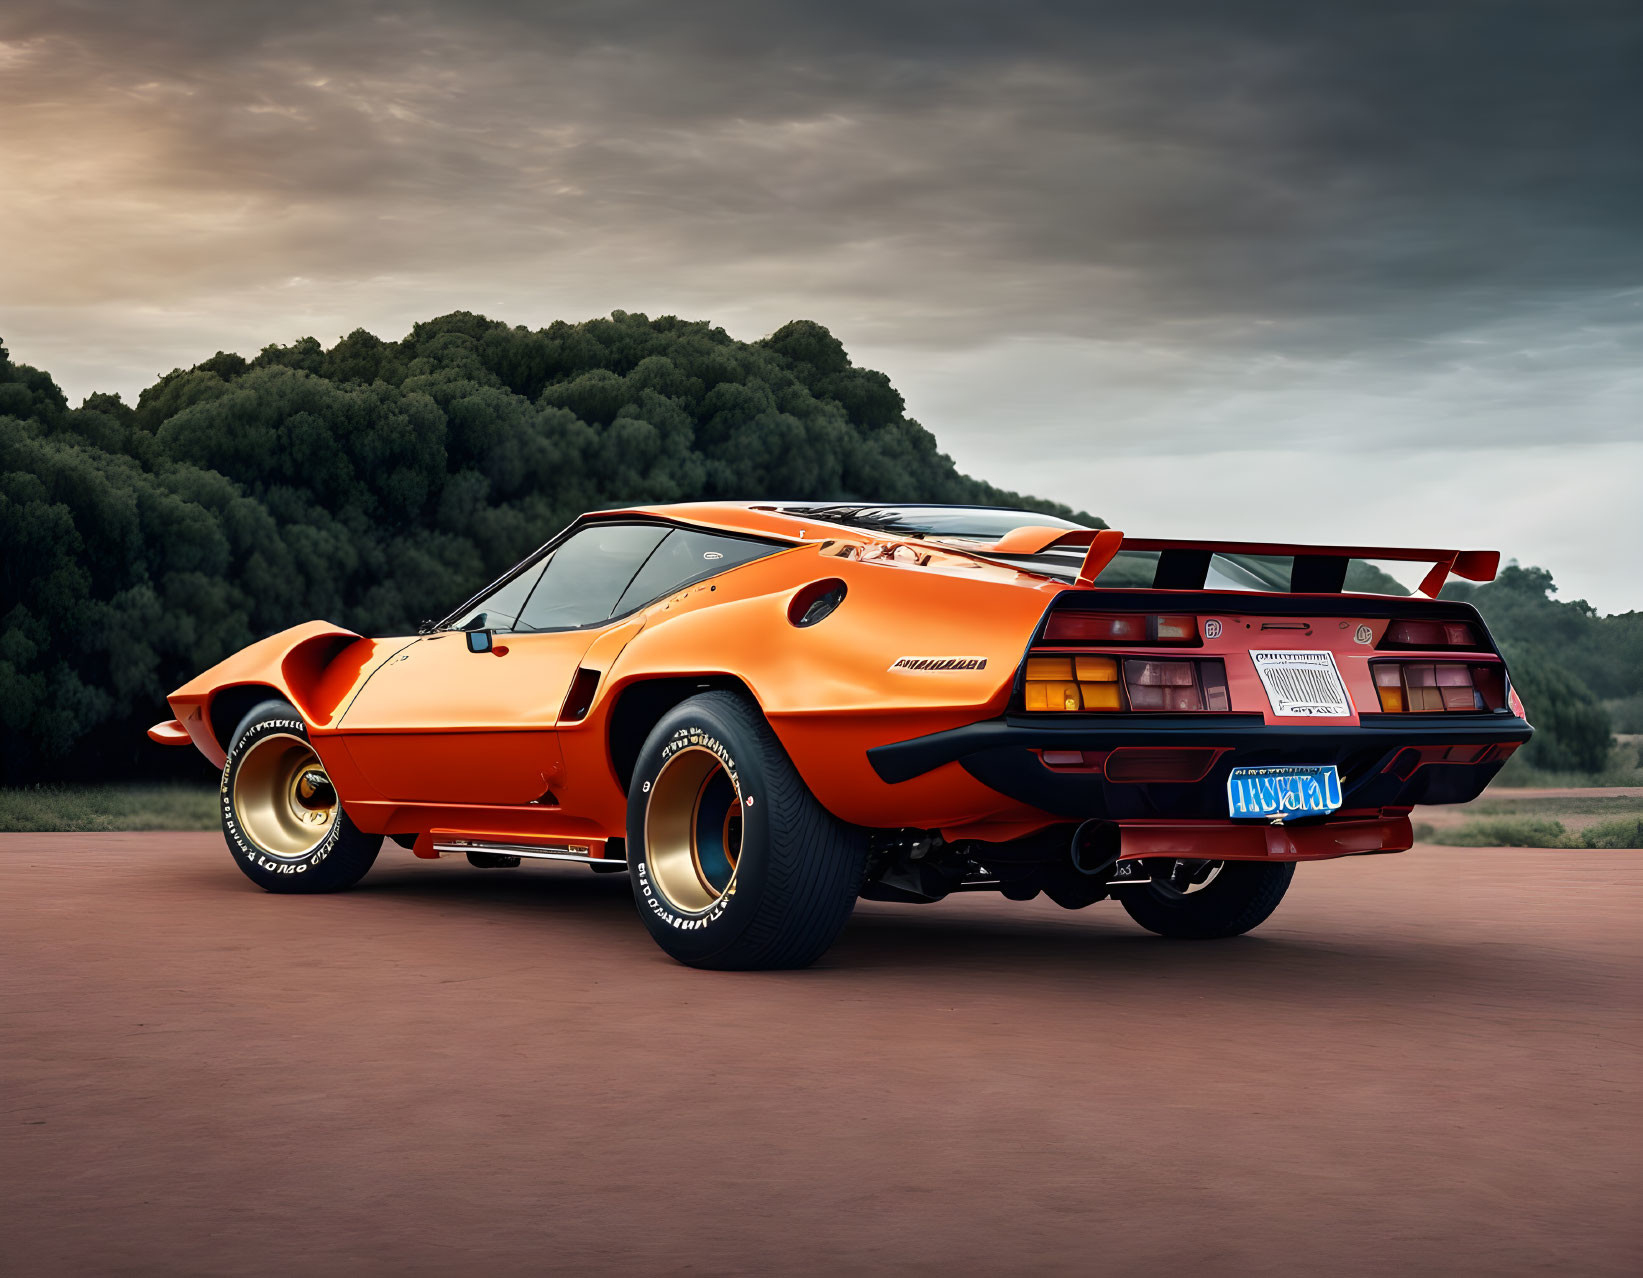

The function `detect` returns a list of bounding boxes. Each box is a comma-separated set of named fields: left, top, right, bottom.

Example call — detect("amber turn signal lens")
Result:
left=1024, top=681, right=1082, bottom=711
left=1024, top=657, right=1080, bottom=711
left=1373, top=663, right=1405, bottom=712
left=1023, top=654, right=1230, bottom=713
left=1079, top=682, right=1121, bottom=710
left=1074, top=656, right=1117, bottom=681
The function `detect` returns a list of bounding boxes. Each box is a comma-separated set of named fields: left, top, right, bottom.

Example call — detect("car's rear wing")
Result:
left=979, top=526, right=1499, bottom=597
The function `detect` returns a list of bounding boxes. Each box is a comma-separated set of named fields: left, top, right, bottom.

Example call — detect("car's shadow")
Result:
left=185, top=857, right=1590, bottom=1006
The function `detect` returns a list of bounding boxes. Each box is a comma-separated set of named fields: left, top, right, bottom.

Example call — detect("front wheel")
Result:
left=220, top=699, right=381, bottom=893
left=626, top=691, right=866, bottom=969
left=1118, top=859, right=1294, bottom=939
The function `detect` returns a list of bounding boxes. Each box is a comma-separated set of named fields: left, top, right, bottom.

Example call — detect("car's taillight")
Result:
left=1024, top=655, right=1228, bottom=712
left=1043, top=612, right=1199, bottom=644
left=1025, top=656, right=1119, bottom=711
left=1379, top=619, right=1483, bottom=649
left=1154, top=614, right=1197, bottom=642
left=1371, top=662, right=1505, bottom=713
left=1125, top=659, right=1229, bottom=712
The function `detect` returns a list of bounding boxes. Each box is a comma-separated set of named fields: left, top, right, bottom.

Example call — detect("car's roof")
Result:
left=604, top=501, right=1087, bottom=545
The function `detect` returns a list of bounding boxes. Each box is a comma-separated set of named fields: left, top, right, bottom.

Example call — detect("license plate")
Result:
left=1250, top=651, right=1354, bottom=717
left=1228, top=764, right=1343, bottom=820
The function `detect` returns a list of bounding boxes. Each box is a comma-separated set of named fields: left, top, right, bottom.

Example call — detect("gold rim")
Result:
left=644, top=745, right=744, bottom=914
left=232, top=732, right=338, bottom=858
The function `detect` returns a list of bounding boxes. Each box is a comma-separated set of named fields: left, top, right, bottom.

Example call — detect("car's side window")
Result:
left=611, top=528, right=779, bottom=616
left=513, top=523, right=669, bottom=632
left=452, top=559, right=549, bottom=632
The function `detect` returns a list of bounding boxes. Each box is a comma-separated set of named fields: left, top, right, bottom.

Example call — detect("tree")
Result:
left=1503, top=647, right=1614, bottom=773
left=0, top=314, right=1092, bottom=781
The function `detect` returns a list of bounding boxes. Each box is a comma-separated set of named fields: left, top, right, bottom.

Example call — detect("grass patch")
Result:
left=1469, top=795, right=1643, bottom=818
left=0, top=784, right=219, bottom=832
left=1492, top=739, right=1643, bottom=788
left=1580, top=818, right=1643, bottom=849
left=1417, top=815, right=1643, bottom=848
left=1426, top=817, right=1571, bottom=847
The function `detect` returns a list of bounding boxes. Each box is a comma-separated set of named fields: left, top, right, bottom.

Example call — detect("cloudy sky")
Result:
left=2, top=1, right=1639, bottom=610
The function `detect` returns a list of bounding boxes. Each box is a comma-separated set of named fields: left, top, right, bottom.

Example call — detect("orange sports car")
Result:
left=149, top=502, right=1533, bottom=968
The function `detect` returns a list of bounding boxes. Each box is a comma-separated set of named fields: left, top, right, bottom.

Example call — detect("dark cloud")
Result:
left=1, top=1, right=1638, bottom=605
left=4, top=2, right=1637, bottom=324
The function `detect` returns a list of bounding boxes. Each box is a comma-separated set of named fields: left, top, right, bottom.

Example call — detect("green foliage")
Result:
left=1, top=313, right=1092, bottom=781
left=1343, top=560, right=1410, bottom=595
left=0, top=783, right=219, bottom=831
left=5, top=312, right=1633, bottom=785
left=1426, top=817, right=1572, bottom=847
left=1444, top=564, right=1640, bottom=774
left=1421, top=813, right=1642, bottom=848
left=1500, top=648, right=1614, bottom=773
left=1445, top=564, right=1641, bottom=701
left=1578, top=818, right=1643, bottom=849
left=1602, top=694, right=1643, bottom=734
left=1470, top=794, right=1643, bottom=819
left=1491, top=738, right=1643, bottom=788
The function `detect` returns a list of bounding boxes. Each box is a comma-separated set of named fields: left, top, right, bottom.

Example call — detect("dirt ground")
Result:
left=4, top=833, right=1640, bottom=1276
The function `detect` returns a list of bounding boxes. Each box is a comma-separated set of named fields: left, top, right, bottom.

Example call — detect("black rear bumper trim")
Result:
left=868, top=713, right=1533, bottom=786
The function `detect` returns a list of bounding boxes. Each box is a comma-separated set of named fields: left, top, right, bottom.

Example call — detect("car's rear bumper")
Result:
left=867, top=712, right=1533, bottom=820
left=1109, top=813, right=1414, bottom=862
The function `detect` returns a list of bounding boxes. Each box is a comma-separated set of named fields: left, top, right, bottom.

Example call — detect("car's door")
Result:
left=335, top=522, right=671, bottom=805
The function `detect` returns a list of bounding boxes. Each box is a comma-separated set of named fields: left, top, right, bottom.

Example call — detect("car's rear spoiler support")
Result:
left=982, top=526, right=1499, bottom=597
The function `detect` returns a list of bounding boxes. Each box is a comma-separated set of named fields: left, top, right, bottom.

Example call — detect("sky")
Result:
left=2, top=1, right=1639, bottom=611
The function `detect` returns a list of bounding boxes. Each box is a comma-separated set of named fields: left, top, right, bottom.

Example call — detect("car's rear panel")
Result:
left=868, top=584, right=1533, bottom=857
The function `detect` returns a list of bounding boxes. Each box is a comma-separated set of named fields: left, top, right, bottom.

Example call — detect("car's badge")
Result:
left=1204, top=619, right=1223, bottom=639
left=889, top=656, right=988, bottom=671
left=1354, top=624, right=1373, bottom=644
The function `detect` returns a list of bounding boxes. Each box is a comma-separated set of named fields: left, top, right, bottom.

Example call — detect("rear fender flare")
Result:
left=605, top=673, right=761, bottom=792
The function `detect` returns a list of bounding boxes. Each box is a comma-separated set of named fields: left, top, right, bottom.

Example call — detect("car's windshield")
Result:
left=766, top=503, right=1090, bottom=540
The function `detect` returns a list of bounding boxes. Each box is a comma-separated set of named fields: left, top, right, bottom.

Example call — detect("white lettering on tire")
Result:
left=221, top=716, right=336, bottom=873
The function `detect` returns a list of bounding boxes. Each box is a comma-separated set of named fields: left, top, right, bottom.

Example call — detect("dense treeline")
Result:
left=2, top=312, right=1635, bottom=784
left=1444, top=566, right=1640, bottom=772
left=1, top=313, right=1091, bottom=781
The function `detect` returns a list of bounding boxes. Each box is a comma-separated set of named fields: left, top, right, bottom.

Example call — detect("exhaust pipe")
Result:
left=1070, top=820, right=1121, bottom=877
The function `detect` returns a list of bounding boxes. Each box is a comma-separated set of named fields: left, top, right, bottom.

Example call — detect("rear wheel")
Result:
left=1118, top=859, right=1294, bottom=939
left=627, top=691, right=866, bottom=969
left=220, top=699, right=381, bottom=893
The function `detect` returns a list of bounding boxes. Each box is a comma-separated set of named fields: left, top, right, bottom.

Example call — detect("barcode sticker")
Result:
left=1250, top=651, right=1354, bottom=717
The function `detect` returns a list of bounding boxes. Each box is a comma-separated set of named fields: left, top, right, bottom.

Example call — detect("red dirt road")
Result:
left=5, top=834, right=1640, bottom=1276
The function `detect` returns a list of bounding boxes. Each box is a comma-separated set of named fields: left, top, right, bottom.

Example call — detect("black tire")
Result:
left=626, top=691, right=867, bottom=969
left=220, top=699, right=381, bottom=894
left=1118, top=860, right=1294, bottom=939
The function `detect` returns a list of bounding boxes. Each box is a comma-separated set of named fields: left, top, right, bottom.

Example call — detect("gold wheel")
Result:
left=232, top=733, right=338, bottom=858
left=645, top=745, right=744, bottom=913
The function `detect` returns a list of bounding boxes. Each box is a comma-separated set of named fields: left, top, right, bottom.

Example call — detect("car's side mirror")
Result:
left=466, top=629, right=494, bottom=654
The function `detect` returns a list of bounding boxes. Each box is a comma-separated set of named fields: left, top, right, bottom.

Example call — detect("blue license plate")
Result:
left=1227, top=765, right=1342, bottom=820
